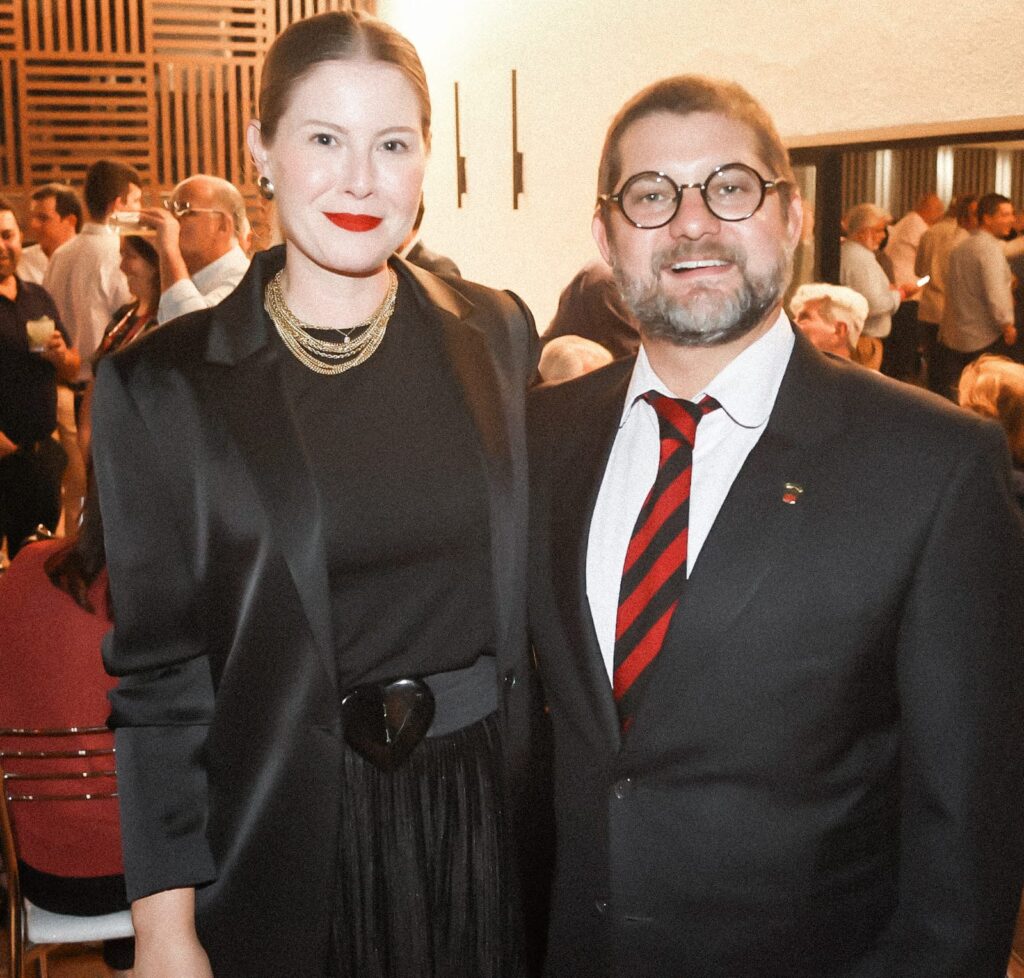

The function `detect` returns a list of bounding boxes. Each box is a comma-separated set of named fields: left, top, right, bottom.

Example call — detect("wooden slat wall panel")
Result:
left=0, top=0, right=373, bottom=207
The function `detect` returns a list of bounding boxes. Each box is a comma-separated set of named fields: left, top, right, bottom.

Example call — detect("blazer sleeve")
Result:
left=92, top=354, right=218, bottom=901
left=856, top=423, right=1024, bottom=976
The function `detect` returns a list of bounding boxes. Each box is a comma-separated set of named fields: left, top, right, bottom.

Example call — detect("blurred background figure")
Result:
left=17, top=183, right=82, bottom=285
left=958, top=354, right=1024, bottom=508
left=542, top=259, right=639, bottom=360
left=537, top=333, right=613, bottom=383
left=789, top=283, right=875, bottom=366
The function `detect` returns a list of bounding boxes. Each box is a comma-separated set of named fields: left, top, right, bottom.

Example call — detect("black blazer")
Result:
left=528, top=330, right=1024, bottom=978
left=92, top=247, right=547, bottom=978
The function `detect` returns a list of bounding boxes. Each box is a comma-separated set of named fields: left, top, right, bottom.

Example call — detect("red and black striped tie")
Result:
left=613, top=391, right=719, bottom=733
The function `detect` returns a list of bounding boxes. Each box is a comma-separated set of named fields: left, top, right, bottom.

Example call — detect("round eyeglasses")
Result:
left=599, top=163, right=786, bottom=228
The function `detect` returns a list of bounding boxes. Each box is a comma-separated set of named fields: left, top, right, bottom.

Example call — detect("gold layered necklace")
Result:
left=264, top=267, right=398, bottom=376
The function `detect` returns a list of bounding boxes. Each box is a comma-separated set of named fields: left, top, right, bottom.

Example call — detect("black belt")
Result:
left=340, top=655, right=497, bottom=771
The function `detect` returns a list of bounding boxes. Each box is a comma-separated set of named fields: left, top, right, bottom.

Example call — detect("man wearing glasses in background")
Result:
left=138, top=174, right=250, bottom=324
left=528, top=75, right=1024, bottom=978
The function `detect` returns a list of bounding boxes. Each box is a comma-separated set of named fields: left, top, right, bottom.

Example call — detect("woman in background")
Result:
left=92, top=11, right=547, bottom=978
left=958, top=354, right=1024, bottom=507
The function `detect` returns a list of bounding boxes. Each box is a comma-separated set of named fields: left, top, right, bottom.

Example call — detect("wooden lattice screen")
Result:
left=0, top=0, right=375, bottom=210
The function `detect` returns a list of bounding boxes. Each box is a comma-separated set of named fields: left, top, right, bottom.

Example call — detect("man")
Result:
left=17, top=183, right=83, bottom=284
left=840, top=202, right=913, bottom=354
left=934, top=193, right=1018, bottom=399
left=528, top=75, right=1024, bottom=978
left=542, top=259, right=640, bottom=360
left=789, top=282, right=870, bottom=363
left=0, top=199, right=79, bottom=556
left=43, top=158, right=139, bottom=383
left=882, top=193, right=945, bottom=380
left=917, top=193, right=978, bottom=378
left=137, top=174, right=250, bottom=324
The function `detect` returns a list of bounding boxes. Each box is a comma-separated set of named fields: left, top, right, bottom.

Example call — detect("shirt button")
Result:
left=594, top=898, right=609, bottom=914
left=613, top=777, right=633, bottom=800
left=503, top=669, right=517, bottom=687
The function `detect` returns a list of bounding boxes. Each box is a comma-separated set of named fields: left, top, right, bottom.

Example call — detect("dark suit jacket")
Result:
left=92, top=246, right=546, bottom=978
left=528, top=330, right=1024, bottom=978
left=405, top=238, right=462, bottom=279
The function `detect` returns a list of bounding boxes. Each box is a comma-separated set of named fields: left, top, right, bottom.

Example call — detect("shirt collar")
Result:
left=621, top=308, right=794, bottom=430
left=82, top=221, right=119, bottom=236
left=192, top=244, right=247, bottom=291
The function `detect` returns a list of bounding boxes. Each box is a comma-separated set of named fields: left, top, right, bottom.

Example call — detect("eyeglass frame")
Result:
left=162, top=197, right=229, bottom=221
left=597, top=162, right=789, bottom=228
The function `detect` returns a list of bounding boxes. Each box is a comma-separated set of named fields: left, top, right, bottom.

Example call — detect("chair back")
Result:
left=0, top=725, right=130, bottom=978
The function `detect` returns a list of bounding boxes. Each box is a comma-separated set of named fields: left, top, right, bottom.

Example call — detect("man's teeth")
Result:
left=671, top=259, right=728, bottom=271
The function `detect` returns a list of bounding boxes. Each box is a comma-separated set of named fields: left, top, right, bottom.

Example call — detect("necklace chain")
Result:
left=264, top=267, right=398, bottom=376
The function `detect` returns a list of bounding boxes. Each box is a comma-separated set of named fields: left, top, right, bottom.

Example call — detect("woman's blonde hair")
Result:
left=958, top=355, right=1024, bottom=463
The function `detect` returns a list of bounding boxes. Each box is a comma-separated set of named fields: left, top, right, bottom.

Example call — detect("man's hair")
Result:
left=596, top=75, right=794, bottom=201
left=30, top=182, right=83, bottom=231
left=176, top=175, right=248, bottom=238
left=954, top=193, right=978, bottom=225
left=83, top=159, right=141, bottom=220
left=789, top=282, right=869, bottom=346
left=0, top=195, right=15, bottom=216
left=843, top=202, right=891, bottom=236
left=958, top=355, right=1024, bottom=464
left=977, top=193, right=1011, bottom=223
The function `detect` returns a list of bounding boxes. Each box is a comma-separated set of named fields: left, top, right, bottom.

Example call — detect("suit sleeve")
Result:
left=863, top=423, right=1024, bottom=976
left=92, top=355, right=218, bottom=901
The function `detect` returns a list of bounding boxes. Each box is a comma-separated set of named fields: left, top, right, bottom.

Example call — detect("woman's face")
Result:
left=248, top=58, right=427, bottom=278
left=119, top=239, right=158, bottom=299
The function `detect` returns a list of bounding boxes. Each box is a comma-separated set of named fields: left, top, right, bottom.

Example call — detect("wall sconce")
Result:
left=511, top=69, right=524, bottom=209
left=454, top=81, right=467, bottom=208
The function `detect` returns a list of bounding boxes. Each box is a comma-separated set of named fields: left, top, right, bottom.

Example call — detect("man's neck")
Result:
left=188, top=243, right=234, bottom=277
left=0, top=274, right=17, bottom=300
left=42, top=233, right=74, bottom=258
left=642, top=309, right=780, bottom=399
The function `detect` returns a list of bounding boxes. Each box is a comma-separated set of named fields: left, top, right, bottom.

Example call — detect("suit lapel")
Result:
left=399, top=260, right=519, bottom=655
left=200, top=247, right=336, bottom=697
left=548, top=360, right=634, bottom=748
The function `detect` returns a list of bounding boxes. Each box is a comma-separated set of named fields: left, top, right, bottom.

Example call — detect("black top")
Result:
left=0, top=278, right=68, bottom=445
left=281, top=268, right=494, bottom=691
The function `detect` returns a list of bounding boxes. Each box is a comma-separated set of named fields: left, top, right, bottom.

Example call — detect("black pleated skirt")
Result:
left=326, top=712, right=524, bottom=978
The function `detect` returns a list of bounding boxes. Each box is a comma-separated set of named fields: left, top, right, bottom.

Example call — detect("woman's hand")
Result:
left=131, top=888, right=214, bottom=978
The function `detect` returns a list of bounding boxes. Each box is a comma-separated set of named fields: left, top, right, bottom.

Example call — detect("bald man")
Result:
left=138, top=175, right=251, bottom=324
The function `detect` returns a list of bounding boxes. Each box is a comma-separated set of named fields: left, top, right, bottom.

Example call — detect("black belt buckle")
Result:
left=340, top=678, right=435, bottom=771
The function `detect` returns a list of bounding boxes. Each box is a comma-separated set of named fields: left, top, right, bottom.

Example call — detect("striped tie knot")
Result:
left=613, top=390, right=720, bottom=734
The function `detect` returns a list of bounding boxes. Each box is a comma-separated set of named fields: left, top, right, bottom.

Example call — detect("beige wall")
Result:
left=382, top=0, right=1024, bottom=328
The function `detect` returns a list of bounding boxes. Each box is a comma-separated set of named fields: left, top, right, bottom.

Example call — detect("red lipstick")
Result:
left=325, top=212, right=382, bottom=232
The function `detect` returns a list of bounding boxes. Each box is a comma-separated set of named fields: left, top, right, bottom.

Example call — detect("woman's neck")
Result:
left=279, top=245, right=391, bottom=329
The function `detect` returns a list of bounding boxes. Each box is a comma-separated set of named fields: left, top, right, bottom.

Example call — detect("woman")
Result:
left=91, top=11, right=546, bottom=978
left=958, top=354, right=1024, bottom=507
left=78, top=233, right=161, bottom=459
left=0, top=488, right=134, bottom=975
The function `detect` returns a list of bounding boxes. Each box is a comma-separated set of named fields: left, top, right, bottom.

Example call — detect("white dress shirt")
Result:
left=157, top=245, right=250, bottom=324
left=840, top=240, right=900, bottom=338
left=16, top=244, right=47, bottom=285
left=586, top=311, right=795, bottom=680
left=883, top=210, right=928, bottom=286
left=43, top=223, right=131, bottom=382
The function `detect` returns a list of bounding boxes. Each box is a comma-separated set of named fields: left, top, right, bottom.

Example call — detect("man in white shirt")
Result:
left=788, top=282, right=870, bottom=363
left=528, top=74, right=1024, bottom=978
left=43, top=159, right=139, bottom=385
left=882, top=193, right=945, bottom=380
left=137, top=175, right=250, bottom=324
left=16, top=183, right=82, bottom=285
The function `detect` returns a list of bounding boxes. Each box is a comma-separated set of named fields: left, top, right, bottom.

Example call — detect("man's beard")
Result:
left=614, top=241, right=793, bottom=347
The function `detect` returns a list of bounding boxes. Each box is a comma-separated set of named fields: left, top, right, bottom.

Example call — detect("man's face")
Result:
left=594, top=111, right=801, bottom=348
left=795, top=299, right=849, bottom=357
left=856, top=220, right=888, bottom=252
left=28, top=195, right=76, bottom=256
left=982, top=202, right=1016, bottom=240
left=170, top=179, right=230, bottom=273
left=0, top=209, right=23, bottom=283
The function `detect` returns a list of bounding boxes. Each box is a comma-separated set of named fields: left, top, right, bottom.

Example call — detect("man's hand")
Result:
left=1002, top=323, right=1018, bottom=347
left=137, top=207, right=190, bottom=288
left=39, top=330, right=81, bottom=382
